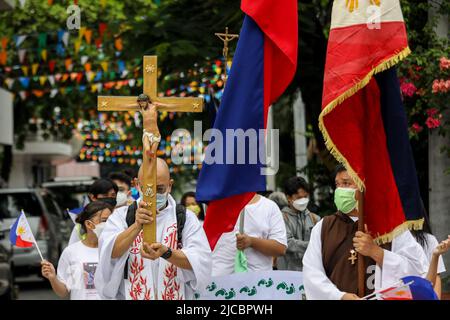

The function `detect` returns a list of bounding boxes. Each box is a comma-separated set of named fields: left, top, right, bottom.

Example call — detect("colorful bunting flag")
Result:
left=5, top=78, right=14, bottom=89
left=32, top=90, right=45, bottom=98
left=100, top=61, right=108, bottom=72
left=65, top=58, right=73, bottom=71
left=39, top=76, right=47, bottom=86
left=81, top=55, right=89, bottom=65
left=76, top=73, right=83, bottom=83
left=31, top=63, right=39, bottom=75
left=62, top=32, right=69, bottom=47
left=95, top=38, right=102, bottom=49
left=48, top=60, right=56, bottom=73
left=79, top=27, right=86, bottom=40
left=19, top=77, right=30, bottom=88
left=21, top=66, right=28, bottom=76
left=15, top=35, right=27, bottom=47
left=1, top=37, right=8, bottom=50
left=114, top=38, right=123, bottom=51
left=74, top=40, right=81, bottom=54
left=94, top=71, right=102, bottom=81
left=40, top=49, right=47, bottom=61
left=0, top=51, right=6, bottom=65
left=18, top=49, right=26, bottom=63
left=84, top=29, right=92, bottom=44
left=38, top=33, right=47, bottom=49
left=99, top=23, right=108, bottom=38
left=56, top=43, right=65, bottom=56
left=48, top=75, right=55, bottom=86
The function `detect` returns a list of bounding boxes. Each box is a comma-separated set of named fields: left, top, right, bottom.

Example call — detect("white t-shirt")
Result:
left=212, top=196, right=287, bottom=276
left=424, top=233, right=446, bottom=274
left=57, top=241, right=100, bottom=300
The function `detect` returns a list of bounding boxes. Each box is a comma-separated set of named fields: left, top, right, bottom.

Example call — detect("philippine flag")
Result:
left=380, top=276, right=438, bottom=300
left=196, top=0, right=298, bottom=249
left=9, top=210, right=36, bottom=248
left=319, top=0, right=424, bottom=244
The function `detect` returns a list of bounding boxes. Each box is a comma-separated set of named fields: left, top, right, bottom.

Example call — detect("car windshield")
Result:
left=44, top=185, right=90, bottom=211
left=0, top=192, right=43, bottom=219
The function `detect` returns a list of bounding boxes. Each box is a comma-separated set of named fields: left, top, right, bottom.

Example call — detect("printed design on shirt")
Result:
left=161, top=222, right=183, bottom=300
left=83, top=262, right=97, bottom=290
left=128, top=230, right=151, bottom=300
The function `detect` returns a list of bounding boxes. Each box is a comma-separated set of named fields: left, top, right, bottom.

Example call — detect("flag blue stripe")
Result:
left=375, top=68, right=425, bottom=221
left=9, top=213, right=20, bottom=245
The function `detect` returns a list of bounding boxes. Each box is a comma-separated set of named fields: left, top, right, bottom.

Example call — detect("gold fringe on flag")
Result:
left=318, top=46, right=420, bottom=244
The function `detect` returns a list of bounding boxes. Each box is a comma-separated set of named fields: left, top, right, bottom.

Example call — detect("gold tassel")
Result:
left=374, top=218, right=424, bottom=245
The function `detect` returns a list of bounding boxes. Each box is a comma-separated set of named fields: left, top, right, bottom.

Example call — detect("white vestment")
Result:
left=302, top=217, right=429, bottom=300
left=94, top=195, right=212, bottom=300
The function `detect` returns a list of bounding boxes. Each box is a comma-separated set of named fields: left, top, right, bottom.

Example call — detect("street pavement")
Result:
left=14, top=275, right=65, bottom=300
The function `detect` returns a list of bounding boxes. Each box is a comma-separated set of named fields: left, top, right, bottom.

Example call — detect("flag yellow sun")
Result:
left=17, top=226, right=26, bottom=235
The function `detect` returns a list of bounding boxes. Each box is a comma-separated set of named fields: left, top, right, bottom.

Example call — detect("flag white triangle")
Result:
left=19, top=0, right=26, bottom=7
left=129, top=79, right=136, bottom=87
left=50, top=89, right=58, bottom=98
left=19, top=91, right=26, bottom=100
left=97, top=83, right=103, bottom=92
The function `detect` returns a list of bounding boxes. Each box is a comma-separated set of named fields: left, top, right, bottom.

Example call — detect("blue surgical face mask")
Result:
left=156, top=192, right=168, bottom=210
left=131, top=187, right=140, bottom=200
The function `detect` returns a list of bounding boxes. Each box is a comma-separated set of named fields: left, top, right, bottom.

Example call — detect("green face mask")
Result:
left=334, top=187, right=358, bottom=214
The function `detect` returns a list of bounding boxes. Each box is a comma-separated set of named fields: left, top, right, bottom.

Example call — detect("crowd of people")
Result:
left=40, top=160, right=450, bottom=300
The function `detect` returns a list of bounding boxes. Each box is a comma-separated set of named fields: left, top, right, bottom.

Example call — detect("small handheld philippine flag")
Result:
left=9, top=210, right=37, bottom=248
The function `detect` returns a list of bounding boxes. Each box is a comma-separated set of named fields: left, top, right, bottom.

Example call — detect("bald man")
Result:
left=95, top=158, right=212, bottom=300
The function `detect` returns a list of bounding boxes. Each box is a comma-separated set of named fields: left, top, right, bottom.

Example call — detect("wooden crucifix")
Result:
left=215, top=27, right=239, bottom=84
left=97, top=56, right=204, bottom=244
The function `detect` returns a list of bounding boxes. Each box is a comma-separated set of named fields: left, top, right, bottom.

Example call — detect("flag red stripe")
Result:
left=323, top=21, right=408, bottom=110
left=15, top=235, right=33, bottom=248
left=323, top=78, right=406, bottom=237
left=203, top=192, right=255, bottom=249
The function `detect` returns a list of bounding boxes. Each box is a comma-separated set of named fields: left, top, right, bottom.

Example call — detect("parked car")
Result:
left=0, top=227, right=15, bottom=300
left=41, top=176, right=97, bottom=212
left=0, top=188, right=72, bottom=276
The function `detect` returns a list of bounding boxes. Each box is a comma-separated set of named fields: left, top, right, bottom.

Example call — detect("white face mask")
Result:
left=293, top=197, right=309, bottom=212
left=92, top=222, right=106, bottom=239
left=116, top=191, right=128, bottom=207
left=156, top=192, right=169, bottom=210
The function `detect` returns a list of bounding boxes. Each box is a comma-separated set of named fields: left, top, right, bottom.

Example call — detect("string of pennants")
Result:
left=0, top=16, right=131, bottom=100
left=0, top=22, right=122, bottom=64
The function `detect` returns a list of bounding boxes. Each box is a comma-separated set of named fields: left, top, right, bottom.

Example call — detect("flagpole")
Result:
left=357, top=191, right=365, bottom=297
left=33, top=239, right=45, bottom=262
